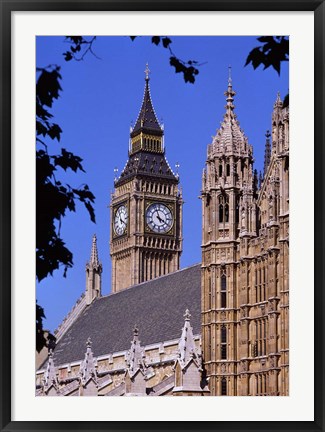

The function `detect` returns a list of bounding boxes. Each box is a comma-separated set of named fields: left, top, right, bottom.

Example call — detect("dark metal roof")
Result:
left=115, top=151, right=178, bottom=186
left=131, top=78, right=162, bottom=137
left=50, top=264, right=201, bottom=367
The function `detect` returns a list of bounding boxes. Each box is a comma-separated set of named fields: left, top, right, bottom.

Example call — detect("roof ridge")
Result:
left=99, top=263, right=201, bottom=300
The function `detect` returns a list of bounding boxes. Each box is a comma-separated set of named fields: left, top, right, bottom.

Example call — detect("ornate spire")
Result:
left=131, top=65, right=163, bottom=138
left=85, top=233, right=102, bottom=304
left=125, top=326, right=147, bottom=378
left=177, top=309, right=202, bottom=370
left=79, top=337, right=97, bottom=386
left=263, top=130, right=271, bottom=176
left=43, top=349, right=58, bottom=391
left=115, top=65, right=178, bottom=186
left=211, top=68, right=251, bottom=157
left=90, top=234, right=99, bottom=267
left=224, top=64, right=236, bottom=114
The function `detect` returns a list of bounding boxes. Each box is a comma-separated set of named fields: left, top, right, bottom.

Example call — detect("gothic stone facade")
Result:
left=201, top=82, right=289, bottom=396
left=36, top=70, right=289, bottom=397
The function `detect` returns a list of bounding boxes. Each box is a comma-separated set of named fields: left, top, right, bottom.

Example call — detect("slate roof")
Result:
left=131, top=77, right=163, bottom=138
left=115, top=150, right=178, bottom=186
left=48, top=264, right=201, bottom=368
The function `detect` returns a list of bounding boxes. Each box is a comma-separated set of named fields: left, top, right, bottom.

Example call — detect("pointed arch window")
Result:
left=221, top=325, right=227, bottom=343
left=221, top=377, right=227, bottom=395
left=235, top=195, right=240, bottom=223
left=221, top=325, right=227, bottom=359
left=219, top=164, right=223, bottom=177
left=226, top=163, right=230, bottom=177
left=221, top=273, right=227, bottom=308
left=219, top=194, right=229, bottom=223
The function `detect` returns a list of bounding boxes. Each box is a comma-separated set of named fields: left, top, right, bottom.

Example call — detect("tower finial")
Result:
left=263, top=130, right=271, bottom=176
left=86, top=234, right=102, bottom=304
left=90, top=234, right=99, bottom=267
left=224, top=66, right=235, bottom=112
left=184, top=308, right=191, bottom=321
left=145, top=63, right=150, bottom=81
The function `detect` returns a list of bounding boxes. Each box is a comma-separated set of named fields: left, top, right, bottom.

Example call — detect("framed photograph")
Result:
left=1, top=1, right=324, bottom=431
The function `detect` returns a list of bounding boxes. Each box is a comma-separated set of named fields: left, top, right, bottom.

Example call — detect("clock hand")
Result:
left=155, top=210, right=163, bottom=223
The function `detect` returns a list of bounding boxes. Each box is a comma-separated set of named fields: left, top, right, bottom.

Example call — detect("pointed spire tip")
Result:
left=145, top=63, right=150, bottom=81
left=228, top=64, right=232, bottom=85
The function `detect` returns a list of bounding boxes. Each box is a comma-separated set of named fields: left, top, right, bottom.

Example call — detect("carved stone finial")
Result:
left=79, top=337, right=97, bottom=386
left=43, top=348, right=58, bottom=391
left=89, top=234, right=100, bottom=268
left=274, top=91, right=283, bottom=108
left=125, top=326, right=146, bottom=378
left=177, top=309, right=201, bottom=370
left=184, top=308, right=191, bottom=321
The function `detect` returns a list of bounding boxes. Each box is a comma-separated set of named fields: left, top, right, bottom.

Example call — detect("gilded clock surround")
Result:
left=145, top=200, right=175, bottom=235
left=112, top=201, right=129, bottom=239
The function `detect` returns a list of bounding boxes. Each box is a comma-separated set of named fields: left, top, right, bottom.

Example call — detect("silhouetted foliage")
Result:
left=245, top=36, right=289, bottom=75
left=36, top=303, right=47, bottom=353
left=63, top=36, right=99, bottom=61
left=36, top=63, right=96, bottom=351
left=36, top=65, right=95, bottom=282
left=130, top=36, right=200, bottom=83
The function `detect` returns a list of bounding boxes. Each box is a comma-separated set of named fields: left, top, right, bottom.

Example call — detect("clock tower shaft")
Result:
left=110, top=65, right=183, bottom=293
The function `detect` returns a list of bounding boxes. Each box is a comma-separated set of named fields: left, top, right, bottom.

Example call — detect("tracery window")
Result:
left=256, top=319, right=267, bottom=356
left=219, top=194, right=229, bottom=223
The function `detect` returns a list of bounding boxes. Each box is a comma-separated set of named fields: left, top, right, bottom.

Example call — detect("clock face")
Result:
left=114, top=204, right=128, bottom=236
left=146, top=202, right=173, bottom=234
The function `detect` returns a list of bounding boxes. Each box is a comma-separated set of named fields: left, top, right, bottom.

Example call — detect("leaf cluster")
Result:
left=36, top=303, right=47, bottom=353
left=130, top=36, right=200, bottom=84
left=245, top=36, right=289, bottom=75
left=63, top=36, right=99, bottom=62
left=36, top=65, right=96, bottom=282
left=36, top=64, right=96, bottom=351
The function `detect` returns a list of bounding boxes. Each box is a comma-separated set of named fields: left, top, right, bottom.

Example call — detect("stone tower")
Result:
left=201, top=71, right=256, bottom=396
left=110, top=65, right=183, bottom=293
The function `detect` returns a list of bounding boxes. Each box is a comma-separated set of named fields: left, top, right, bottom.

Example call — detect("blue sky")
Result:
left=36, top=36, right=289, bottom=332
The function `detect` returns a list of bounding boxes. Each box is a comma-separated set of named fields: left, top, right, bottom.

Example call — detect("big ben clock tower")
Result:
left=110, top=65, right=183, bottom=293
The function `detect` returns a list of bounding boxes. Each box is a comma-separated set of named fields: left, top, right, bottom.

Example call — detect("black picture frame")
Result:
left=1, top=1, right=324, bottom=431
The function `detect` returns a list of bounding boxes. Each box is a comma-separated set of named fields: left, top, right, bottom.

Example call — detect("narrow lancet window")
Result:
left=221, top=273, right=227, bottom=308
left=221, top=377, right=227, bottom=395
